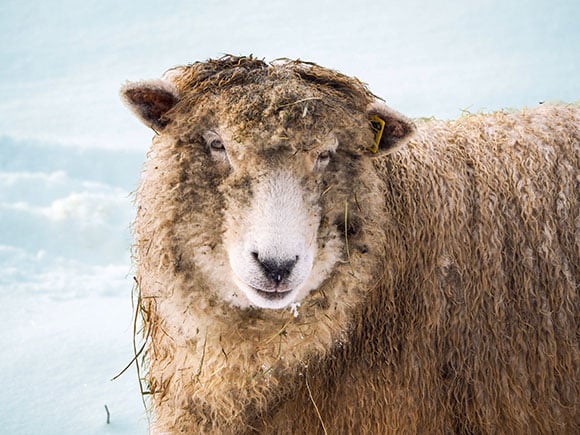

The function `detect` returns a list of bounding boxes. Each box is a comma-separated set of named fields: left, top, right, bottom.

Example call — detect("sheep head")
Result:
left=121, top=56, right=415, bottom=310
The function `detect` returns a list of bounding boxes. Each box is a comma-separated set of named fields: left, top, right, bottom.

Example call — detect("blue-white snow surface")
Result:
left=0, top=0, right=578, bottom=433
left=0, top=138, right=148, bottom=434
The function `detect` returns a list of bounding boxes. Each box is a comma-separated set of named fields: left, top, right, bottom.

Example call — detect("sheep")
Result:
left=120, top=55, right=579, bottom=434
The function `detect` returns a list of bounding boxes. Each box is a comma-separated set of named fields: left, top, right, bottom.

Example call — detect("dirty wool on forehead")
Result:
left=169, top=58, right=375, bottom=144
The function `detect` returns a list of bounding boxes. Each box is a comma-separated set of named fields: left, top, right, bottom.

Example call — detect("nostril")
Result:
left=253, top=254, right=298, bottom=286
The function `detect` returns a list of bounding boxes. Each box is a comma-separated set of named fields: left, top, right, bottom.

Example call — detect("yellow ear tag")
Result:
left=369, top=115, right=385, bottom=153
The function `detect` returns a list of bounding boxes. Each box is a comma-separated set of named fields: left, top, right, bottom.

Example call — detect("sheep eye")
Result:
left=209, top=138, right=225, bottom=151
left=203, top=131, right=227, bottom=154
left=317, top=150, right=332, bottom=165
left=202, top=131, right=230, bottom=165
left=314, top=150, right=332, bottom=172
left=317, top=150, right=331, bottom=162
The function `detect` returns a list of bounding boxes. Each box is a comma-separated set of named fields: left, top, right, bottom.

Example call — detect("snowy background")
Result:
left=0, top=0, right=578, bottom=433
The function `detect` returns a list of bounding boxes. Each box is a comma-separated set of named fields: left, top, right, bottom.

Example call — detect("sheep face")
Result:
left=121, top=58, right=415, bottom=311
left=199, top=128, right=342, bottom=309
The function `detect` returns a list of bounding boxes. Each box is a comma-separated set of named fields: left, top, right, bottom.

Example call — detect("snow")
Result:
left=0, top=0, right=578, bottom=433
left=0, top=138, right=146, bottom=433
left=0, top=296, right=149, bottom=434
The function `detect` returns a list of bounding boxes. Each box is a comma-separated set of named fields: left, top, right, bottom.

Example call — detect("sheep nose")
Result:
left=252, top=253, right=298, bottom=286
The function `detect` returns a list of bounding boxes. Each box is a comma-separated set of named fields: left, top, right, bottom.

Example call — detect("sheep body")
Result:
left=124, top=57, right=579, bottom=434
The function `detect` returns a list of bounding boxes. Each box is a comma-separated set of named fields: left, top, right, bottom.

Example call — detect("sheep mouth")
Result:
left=253, top=288, right=293, bottom=301
left=231, top=272, right=298, bottom=307
left=234, top=274, right=295, bottom=300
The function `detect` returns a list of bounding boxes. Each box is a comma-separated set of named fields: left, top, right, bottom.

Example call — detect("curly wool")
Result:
left=131, top=56, right=579, bottom=434
left=256, top=104, right=579, bottom=434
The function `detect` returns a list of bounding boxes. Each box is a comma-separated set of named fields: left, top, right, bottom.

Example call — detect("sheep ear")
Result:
left=120, top=79, right=179, bottom=131
left=366, top=102, right=416, bottom=154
